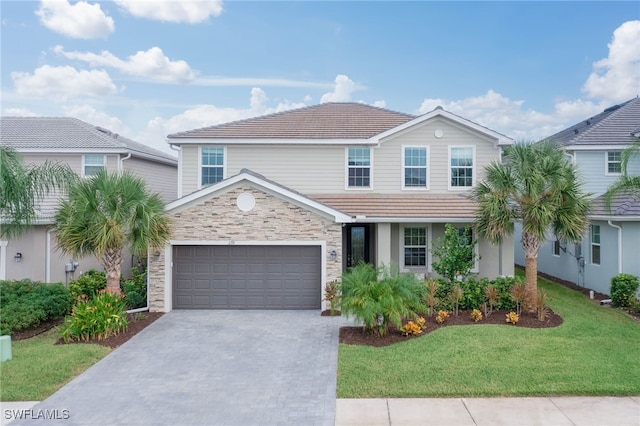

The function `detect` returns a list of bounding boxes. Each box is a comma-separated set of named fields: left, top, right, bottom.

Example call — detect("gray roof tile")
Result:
left=590, top=191, right=640, bottom=216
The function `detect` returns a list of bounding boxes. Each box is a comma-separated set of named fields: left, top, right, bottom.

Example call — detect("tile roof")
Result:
left=310, top=193, right=477, bottom=220
left=590, top=191, right=640, bottom=217
left=547, top=97, right=640, bottom=147
left=1, top=117, right=177, bottom=164
left=167, top=102, right=416, bottom=140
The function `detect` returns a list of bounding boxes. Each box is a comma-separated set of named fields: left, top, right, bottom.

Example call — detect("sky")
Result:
left=1, top=1, right=639, bottom=155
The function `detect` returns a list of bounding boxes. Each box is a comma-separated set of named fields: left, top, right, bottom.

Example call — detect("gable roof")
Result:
left=166, top=169, right=353, bottom=223
left=0, top=117, right=177, bottom=165
left=547, top=97, right=640, bottom=148
left=167, top=103, right=416, bottom=141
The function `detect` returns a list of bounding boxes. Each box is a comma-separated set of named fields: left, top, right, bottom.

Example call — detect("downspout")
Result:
left=119, top=153, right=132, bottom=172
left=607, top=220, right=622, bottom=274
left=170, top=143, right=182, bottom=198
left=46, top=229, right=52, bottom=283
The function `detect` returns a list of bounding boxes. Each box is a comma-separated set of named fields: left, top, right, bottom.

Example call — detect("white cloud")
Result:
left=54, top=45, right=197, bottom=83
left=36, top=0, right=114, bottom=39
left=63, top=104, right=131, bottom=136
left=115, top=0, right=223, bottom=24
left=582, top=20, right=640, bottom=103
left=2, top=107, right=40, bottom=117
left=320, top=74, right=359, bottom=103
left=11, top=65, right=119, bottom=100
left=372, top=100, right=386, bottom=108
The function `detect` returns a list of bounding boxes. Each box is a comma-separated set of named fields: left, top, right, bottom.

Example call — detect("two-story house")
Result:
left=0, top=117, right=178, bottom=284
left=515, top=97, right=640, bottom=296
left=148, top=103, right=514, bottom=312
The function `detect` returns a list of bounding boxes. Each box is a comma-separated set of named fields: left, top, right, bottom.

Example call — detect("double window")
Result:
left=201, top=146, right=225, bottom=186
left=83, top=154, right=105, bottom=177
left=403, top=147, right=428, bottom=188
left=590, top=225, right=601, bottom=265
left=403, top=227, right=427, bottom=267
left=450, top=147, right=474, bottom=188
left=606, top=151, right=622, bottom=175
left=347, top=147, right=371, bottom=188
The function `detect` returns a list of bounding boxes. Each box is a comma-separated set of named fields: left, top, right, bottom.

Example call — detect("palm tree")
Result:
left=53, top=169, right=172, bottom=294
left=0, top=146, right=77, bottom=238
left=472, top=141, right=591, bottom=310
left=604, top=138, right=640, bottom=209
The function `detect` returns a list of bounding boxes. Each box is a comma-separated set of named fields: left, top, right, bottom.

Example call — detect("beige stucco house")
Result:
left=149, top=103, right=515, bottom=312
left=0, top=117, right=178, bottom=284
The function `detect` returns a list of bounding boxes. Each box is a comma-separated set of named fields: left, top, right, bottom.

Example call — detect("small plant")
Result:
left=134, top=312, right=147, bottom=321
left=424, top=279, right=439, bottom=316
left=510, top=283, right=527, bottom=316
left=69, top=269, right=106, bottom=302
left=60, top=291, right=129, bottom=342
left=435, top=310, right=450, bottom=324
left=120, top=268, right=147, bottom=310
left=415, top=316, right=426, bottom=329
left=400, top=320, right=423, bottom=336
left=323, top=280, right=341, bottom=316
left=470, top=309, right=483, bottom=322
left=505, top=311, right=519, bottom=325
left=536, top=288, right=549, bottom=321
left=610, top=273, right=639, bottom=308
left=484, top=285, right=499, bottom=317
left=449, top=284, right=464, bottom=316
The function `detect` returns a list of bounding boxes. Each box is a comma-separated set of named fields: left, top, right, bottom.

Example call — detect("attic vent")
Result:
left=95, top=126, right=112, bottom=135
left=574, top=129, right=579, bottom=134
left=586, top=119, right=591, bottom=125
left=603, top=104, right=621, bottom=113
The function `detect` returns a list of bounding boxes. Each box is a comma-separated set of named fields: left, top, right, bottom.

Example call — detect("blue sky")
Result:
left=1, top=1, right=639, bottom=154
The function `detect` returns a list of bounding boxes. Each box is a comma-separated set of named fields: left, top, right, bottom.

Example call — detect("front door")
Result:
left=346, top=224, right=370, bottom=267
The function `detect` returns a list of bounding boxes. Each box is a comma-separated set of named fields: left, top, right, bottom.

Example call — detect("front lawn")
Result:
left=337, top=273, right=640, bottom=397
left=0, top=329, right=110, bottom=401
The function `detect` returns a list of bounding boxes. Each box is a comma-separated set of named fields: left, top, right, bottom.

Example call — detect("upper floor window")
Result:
left=201, top=146, right=225, bottom=186
left=450, top=147, right=474, bottom=188
left=347, top=147, right=371, bottom=188
left=607, top=151, right=622, bottom=175
left=403, top=227, right=427, bottom=267
left=403, top=147, right=428, bottom=189
left=83, top=154, right=105, bottom=177
left=590, top=225, right=600, bottom=265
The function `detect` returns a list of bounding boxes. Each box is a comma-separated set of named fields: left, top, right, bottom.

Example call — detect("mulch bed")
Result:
left=339, top=308, right=563, bottom=347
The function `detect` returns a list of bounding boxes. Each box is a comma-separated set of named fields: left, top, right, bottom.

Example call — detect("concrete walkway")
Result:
left=336, top=397, right=640, bottom=426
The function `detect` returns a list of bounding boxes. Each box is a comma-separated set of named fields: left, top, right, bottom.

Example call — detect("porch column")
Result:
left=376, top=223, right=391, bottom=268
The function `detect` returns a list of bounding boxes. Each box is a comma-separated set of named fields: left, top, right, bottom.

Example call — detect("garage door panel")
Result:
left=173, top=245, right=320, bottom=309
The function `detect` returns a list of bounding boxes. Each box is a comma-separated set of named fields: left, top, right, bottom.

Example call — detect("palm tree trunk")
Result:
left=102, top=247, right=122, bottom=294
left=522, top=231, right=540, bottom=313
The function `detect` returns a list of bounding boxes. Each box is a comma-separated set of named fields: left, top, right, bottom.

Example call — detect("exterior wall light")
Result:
left=14, top=252, right=22, bottom=262
left=330, top=250, right=337, bottom=261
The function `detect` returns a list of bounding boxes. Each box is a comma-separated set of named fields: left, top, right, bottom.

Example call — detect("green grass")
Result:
left=337, top=273, right=640, bottom=398
left=0, top=328, right=110, bottom=401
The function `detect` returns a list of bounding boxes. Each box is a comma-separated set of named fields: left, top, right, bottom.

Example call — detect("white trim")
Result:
left=401, top=145, right=430, bottom=190
left=605, top=151, right=622, bottom=176
left=448, top=145, right=476, bottom=190
left=589, top=215, right=640, bottom=221
left=0, top=241, right=7, bottom=280
left=344, top=146, right=373, bottom=191
left=563, top=144, right=630, bottom=151
left=164, top=240, right=328, bottom=312
left=399, top=224, right=432, bottom=272
left=370, top=108, right=513, bottom=147
left=198, top=145, right=227, bottom=189
left=165, top=170, right=353, bottom=223
left=169, top=137, right=373, bottom=146
left=590, top=224, right=601, bottom=266
left=355, top=217, right=474, bottom=223
left=82, top=154, right=106, bottom=177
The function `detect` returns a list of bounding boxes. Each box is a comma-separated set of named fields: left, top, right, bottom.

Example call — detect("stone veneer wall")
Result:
left=148, top=184, right=343, bottom=312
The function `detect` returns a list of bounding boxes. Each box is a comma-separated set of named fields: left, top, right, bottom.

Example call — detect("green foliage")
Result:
left=120, top=269, right=147, bottom=309
left=60, top=291, right=129, bottom=342
left=458, top=277, right=487, bottom=311
left=68, top=269, right=106, bottom=302
left=0, top=280, right=71, bottom=335
left=610, top=273, right=639, bottom=308
left=431, top=224, right=478, bottom=284
left=341, top=262, right=426, bottom=336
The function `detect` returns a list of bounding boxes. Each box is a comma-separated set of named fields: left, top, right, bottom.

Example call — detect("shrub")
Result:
left=536, top=289, right=550, bottom=321
left=435, top=310, right=450, bottom=324
left=401, top=317, right=426, bottom=336
left=323, top=280, right=341, bottom=315
left=431, top=224, right=478, bottom=284
left=423, top=279, right=439, bottom=316
left=505, top=311, right=519, bottom=324
left=60, top=291, right=129, bottom=342
left=470, top=309, right=483, bottom=322
left=68, top=269, right=106, bottom=302
left=341, top=262, right=426, bottom=336
left=484, top=285, right=499, bottom=317
left=0, top=280, right=71, bottom=335
left=120, top=269, right=147, bottom=310
left=492, top=276, right=520, bottom=310
left=610, top=274, right=639, bottom=308
left=449, top=285, right=464, bottom=316
left=510, top=283, right=527, bottom=316
left=459, top=277, right=487, bottom=311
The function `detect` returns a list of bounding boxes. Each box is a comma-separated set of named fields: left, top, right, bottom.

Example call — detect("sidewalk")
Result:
left=335, top=397, right=640, bottom=426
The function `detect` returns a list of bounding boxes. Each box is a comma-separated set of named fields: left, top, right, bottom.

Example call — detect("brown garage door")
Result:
left=173, top=245, right=321, bottom=309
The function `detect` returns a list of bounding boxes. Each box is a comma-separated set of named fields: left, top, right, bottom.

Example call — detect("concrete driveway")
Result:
left=13, top=310, right=350, bottom=426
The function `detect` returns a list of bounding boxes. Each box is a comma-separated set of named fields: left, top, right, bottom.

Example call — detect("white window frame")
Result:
left=82, top=154, right=106, bottom=177
left=400, top=224, right=431, bottom=270
left=455, top=225, right=479, bottom=273
left=402, top=145, right=429, bottom=190
left=345, top=147, right=373, bottom=190
left=590, top=225, right=601, bottom=266
left=448, top=146, right=475, bottom=190
left=605, top=151, right=622, bottom=176
left=199, top=146, right=226, bottom=188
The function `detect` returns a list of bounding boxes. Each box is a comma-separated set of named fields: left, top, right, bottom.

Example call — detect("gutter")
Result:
left=607, top=220, right=623, bottom=273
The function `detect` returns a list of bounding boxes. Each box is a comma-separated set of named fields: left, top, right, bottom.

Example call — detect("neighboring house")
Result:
left=148, top=103, right=515, bottom=312
left=515, top=97, right=640, bottom=295
left=0, top=117, right=178, bottom=284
